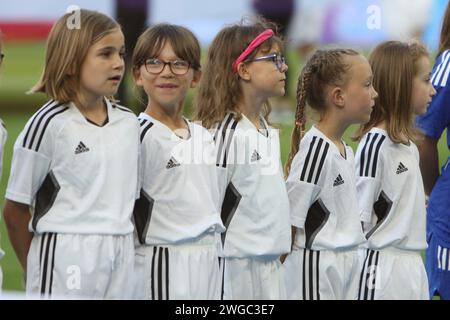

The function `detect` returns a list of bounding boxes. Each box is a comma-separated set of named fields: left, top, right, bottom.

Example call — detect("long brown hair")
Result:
left=284, top=48, right=359, bottom=176
left=354, top=41, right=428, bottom=144
left=193, top=17, right=282, bottom=128
left=438, top=1, right=450, bottom=58
left=30, top=9, right=121, bottom=103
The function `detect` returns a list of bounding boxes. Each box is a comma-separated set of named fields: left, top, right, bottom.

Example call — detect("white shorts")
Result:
left=358, top=248, right=429, bottom=300
left=284, top=248, right=361, bottom=300
left=222, top=256, right=286, bottom=300
left=26, top=233, right=134, bottom=299
left=132, top=233, right=221, bottom=300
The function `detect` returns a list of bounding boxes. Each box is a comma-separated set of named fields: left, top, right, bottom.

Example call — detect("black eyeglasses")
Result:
left=244, top=53, right=286, bottom=72
left=0, top=53, right=4, bottom=66
left=144, top=58, right=190, bottom=75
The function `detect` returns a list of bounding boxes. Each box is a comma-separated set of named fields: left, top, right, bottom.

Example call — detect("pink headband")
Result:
left=232, top=29, right=274, bottom=73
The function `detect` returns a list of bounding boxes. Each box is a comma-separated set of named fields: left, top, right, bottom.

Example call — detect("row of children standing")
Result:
left=0, top=8, right=441, bottom=299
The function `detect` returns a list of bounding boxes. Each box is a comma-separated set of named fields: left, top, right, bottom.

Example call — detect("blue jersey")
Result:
left=417, top=50, right=450, bottom=246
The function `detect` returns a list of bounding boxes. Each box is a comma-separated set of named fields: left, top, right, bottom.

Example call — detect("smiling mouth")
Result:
left=158, top=84, right=178, bottom=89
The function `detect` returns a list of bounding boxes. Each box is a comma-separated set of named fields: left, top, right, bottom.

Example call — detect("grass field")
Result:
left=0, top=42, right=448, bottom=293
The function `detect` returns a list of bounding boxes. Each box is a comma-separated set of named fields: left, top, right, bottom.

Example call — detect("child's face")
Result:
left=341, top=55, right=378, bottom=124
left=243, top=43, right=288, bottom=99
left=411, top=56, right=436, bottom=115
left=134, top=41, right=199, bottom=112
left=79, top=29, right=125, bottom=101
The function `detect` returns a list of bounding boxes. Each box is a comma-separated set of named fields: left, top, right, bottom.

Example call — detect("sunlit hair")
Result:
left=354, top=41, right=429, bottom=144
left=284, top=48, right=359, bottom=176
left=193, top=17, right=283, bottom=129
left=30, top=9, right=121, bottom=103
left=438, top=1, right=450, bottom=58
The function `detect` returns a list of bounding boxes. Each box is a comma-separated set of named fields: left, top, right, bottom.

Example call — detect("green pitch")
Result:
left=0, top=42, right=448, bottom=293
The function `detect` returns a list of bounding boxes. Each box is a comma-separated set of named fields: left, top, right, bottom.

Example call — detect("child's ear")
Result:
left=190, top=69, right=202, bottom=88
left=133, top=67, right=143, bottom=87
left=331, top=86, right=345, bottom=108
left=237, top=63, right=251, bottom=81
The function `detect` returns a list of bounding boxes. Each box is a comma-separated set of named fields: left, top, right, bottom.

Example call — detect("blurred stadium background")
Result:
left=0, top=0, right=448, bottom=294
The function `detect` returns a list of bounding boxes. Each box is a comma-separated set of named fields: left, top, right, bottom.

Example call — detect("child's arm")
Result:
left=418, top=136, right=439, bottom=196
left=3, top=200, right=33, bottom=271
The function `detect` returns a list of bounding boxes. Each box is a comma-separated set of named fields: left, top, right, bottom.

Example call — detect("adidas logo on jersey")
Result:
left=333, top=174, right=345, bottom=187
left=396, top=162, right=408, bottom=174
left=166, top=157, right=181, bottom=169
left=251, top=150, right=262, bottom=162
left=74, top=141, right=90, bottom=154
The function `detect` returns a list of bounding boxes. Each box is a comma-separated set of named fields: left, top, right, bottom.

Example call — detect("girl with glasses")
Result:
left=131, top=24, right=225, bottom=300
left=194, top=18, right=291, bottom=300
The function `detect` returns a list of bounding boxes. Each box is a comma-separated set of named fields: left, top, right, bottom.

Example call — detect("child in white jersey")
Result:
left=194, top=18, right=291, bottom=300
left=3, top=10, right=139, bottom=299
left=131, top=24, right=224, bottom=300
left=354, top=41, right=436, bottom=300
left=283, top=48, right=378, bottom=300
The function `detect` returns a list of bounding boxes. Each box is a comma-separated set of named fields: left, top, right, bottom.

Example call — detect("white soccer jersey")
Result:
left=286, top=126, right=366, bottom=250
left=134, top=113, right=225, bottom=245
left=214, top=113, right=291, bottom=258
left=355, top=128, right=427, bottom=250
left=6, top=99, right=140, bottom=235
left=0, top=118, right=7, bottom=180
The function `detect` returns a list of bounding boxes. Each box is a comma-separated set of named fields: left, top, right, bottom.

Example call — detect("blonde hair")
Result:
left=193, top=17, right=283, bottom=128
left=30, top=9, right=120, bottom=103
left=438, top=1, right=450, bottom=58
left=285, top=48, right=359, bottom=176
left=354, top=41, right=429, bottom=144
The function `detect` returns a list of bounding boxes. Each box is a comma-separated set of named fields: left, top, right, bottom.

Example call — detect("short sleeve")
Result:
left=6, top=123, right=54, bottom=205
left=355, top=133, right=385, bottom=222
left=286, top=136, right=329, bottom=228
left=0, top=120, right=7, bottom=180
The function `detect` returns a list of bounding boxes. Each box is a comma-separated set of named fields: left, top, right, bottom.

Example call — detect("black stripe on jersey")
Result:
left=40, top=232, right=55, bottom=296
left=302, top=249, right=307, bottom=299
left=151, top=246, right=157, bottom=300
left=216, top=114, right=237, bottom=167
left=112, top=104, right=134, bottom=114
left=32, top=171, right=60, bottom=232
left=304, top=199, right=330, bottom=249
left=316, top=251, right=320, bottom=300
left=370, top=251, right=380, bottom=300
left=215, top=114, right=233, bottom=165
left=359, top=133, right=386, bottom=178
left=366, top=191, right=393, bottom=239
left=358, top=249, right=370, bottom=299
left=48, top=233, right=57, bottom=296
left=300, top=137, right=330, bottom=184
left=23, top=101, right=64, bottom=150
left=359, top=250, right=380, bottom=300
left=165, top=247, right=169, bottom=300
left=133, top=189, right=154, bottom=245
left=157, top=247, right=163, bottom=300
left=22, top=100, right=56, bottom=149
left=34, top=106, right=69, bottom=152
left=222, top=120, right=238, bottom=168
left=362, top=250, right=375, bottom=300
left=140, top=121, right=154, bottom=142
left=220, top=182, right=242, bottom=245
left=302, top=249, right=320, bottom=300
